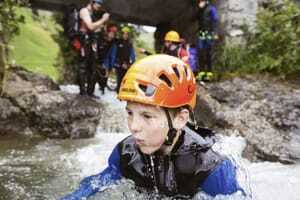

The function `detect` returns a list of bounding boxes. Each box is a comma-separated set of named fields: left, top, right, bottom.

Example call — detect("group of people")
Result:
left=75, top=0, right=219, bottom=98
left=140, top=0, right=219, bottom=82
left=74, top=0, right=135, bottom=98
left=61, top=0, right=246, bottom=199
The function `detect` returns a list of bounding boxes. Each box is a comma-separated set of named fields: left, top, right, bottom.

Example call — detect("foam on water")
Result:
left=60, top=85, right=300, bottom=200
left=1, top=84, right=298, bottom=200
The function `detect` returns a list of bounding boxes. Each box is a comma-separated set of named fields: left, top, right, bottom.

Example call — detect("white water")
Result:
left=1, top=85, right=299, bottom=200
left=60, top=85, right=300, bottom=200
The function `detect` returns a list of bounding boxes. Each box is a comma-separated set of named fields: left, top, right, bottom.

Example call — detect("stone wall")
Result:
left=217, top=0, right=258, bottom=39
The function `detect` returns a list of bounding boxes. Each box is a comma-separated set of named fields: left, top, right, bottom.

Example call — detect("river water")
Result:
left=1, top=86, right=300, bottom=200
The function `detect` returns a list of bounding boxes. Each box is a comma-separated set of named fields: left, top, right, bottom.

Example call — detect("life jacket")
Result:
left=117, top=125, right=224, bottom=197
left=115, top=39, right=133, bottom=65
left=163, top=44, right=189, bottom=63
left=98, top=38, right=115, bottom=64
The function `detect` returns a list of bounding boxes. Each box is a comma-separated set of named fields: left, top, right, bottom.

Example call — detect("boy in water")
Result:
left=62, top=55, right=243, bottom=199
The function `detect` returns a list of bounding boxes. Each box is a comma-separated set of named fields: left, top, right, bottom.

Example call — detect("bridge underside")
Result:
left=29, top=0, right=200, bottom=44
left=30, top=0, right=86, bottom=12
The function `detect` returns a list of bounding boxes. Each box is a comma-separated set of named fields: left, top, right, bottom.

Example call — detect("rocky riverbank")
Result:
left=195, top=76, right=300, bottom=164
left=1, top=67, right=299, bottom=164
left=0, top=67, right=103, bottom=139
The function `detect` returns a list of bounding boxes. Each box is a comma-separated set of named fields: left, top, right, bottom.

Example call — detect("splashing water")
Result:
left=0, top=85, right=300, bottom=200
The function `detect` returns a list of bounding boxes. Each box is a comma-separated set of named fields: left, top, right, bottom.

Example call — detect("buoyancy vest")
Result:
left=98, top=38, right=114, bottom=64
left=115, top=39, right=133, bottom=65
left=162, top=44, right=180, bottom=58
left=117, top=125, right=224, bottom=197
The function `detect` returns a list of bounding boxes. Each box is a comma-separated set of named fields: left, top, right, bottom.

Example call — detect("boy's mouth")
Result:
left=135, top=138, right=145, bottom=145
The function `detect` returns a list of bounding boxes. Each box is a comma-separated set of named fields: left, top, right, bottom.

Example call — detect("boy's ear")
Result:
left=172, top=109, right=189, bottom=130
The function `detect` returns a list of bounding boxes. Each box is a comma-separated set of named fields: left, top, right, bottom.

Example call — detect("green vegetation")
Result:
left=0, top=0, right=27, bottom=94
left=10, top=8, right=61, bottom=81
left=215, top=0, right=300, bottom=78
left=135, top=30, right=155, bottom=59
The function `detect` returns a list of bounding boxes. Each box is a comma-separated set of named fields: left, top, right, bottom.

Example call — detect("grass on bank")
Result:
left=9, top=8, right=61, bottom=81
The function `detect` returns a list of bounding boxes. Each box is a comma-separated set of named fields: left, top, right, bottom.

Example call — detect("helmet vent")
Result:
left=139, top=84, right=147, bottom=93
left=184, top=65, right=188, bottom=78
left=138, top=84, right=156, bottom=97
left=172, top=66, right=180, bottom=80
left=159, top=73, right=172, bottom=87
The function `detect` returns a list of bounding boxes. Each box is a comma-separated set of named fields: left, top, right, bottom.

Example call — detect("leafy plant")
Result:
left=215, top=0, right=300, bottom=78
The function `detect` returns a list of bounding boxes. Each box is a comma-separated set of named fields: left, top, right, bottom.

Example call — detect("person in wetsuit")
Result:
left=107, top=26, right=135, bottom=93
left=96, top=24, right=118, bottom=94
left=61, top=55, right=244, bottom=199
left=78, top=0, right=110, bottom=97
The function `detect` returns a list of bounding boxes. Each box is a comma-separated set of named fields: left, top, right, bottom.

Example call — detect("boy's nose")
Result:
left=129, top=116, right=143, bottom=134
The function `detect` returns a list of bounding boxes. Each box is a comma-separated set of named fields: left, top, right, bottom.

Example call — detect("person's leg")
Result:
left=206, top=41, right=213, bottom=72
left=97, top=66, right=107, bottom=94
left=188, top=45, right=199, bottom=76
left=115, top=67, right=122, bottom=93
left=87, top=47, right=97, bottom=96
left=197, top=39, right=205, bottom=73
left=78, top=57, right=87, bottom=95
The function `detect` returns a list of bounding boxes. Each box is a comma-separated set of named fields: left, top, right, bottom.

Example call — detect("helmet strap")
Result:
left=163, top=108, right=178, bottom=146
left=190, top=110, right=199, bottom=130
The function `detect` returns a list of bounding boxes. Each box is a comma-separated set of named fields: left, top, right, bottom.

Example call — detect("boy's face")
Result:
left=164, top=40, right=172, bottom=48
left=123, top=32, right=129, bottom=40
left=126, top=102, right=169, bottom=154
left=107, top=32, right=115, bottom=40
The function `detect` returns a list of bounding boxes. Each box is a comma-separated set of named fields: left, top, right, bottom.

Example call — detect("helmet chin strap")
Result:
left=163, top=108, right=178, bottom=146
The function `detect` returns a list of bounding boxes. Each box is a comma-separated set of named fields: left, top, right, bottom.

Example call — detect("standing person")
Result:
left=61, top=55, right=244, bottom=200
left=78, top=0, right=110, bottom=97
left=96, top=24, right=118, bottom=95
left=196, top=0, right=219, bottom=81
left=109, top=26, right=136, bottom=93
left=162, top=30, right=189, bottom=63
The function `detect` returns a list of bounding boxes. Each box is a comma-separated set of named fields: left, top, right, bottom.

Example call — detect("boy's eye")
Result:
left=127, top=110, right=133, bottom=116
left=143, top=114, right=152, bottom=119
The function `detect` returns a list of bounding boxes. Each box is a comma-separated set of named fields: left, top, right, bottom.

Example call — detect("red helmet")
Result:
left=107, top=25, right=118, bottom=33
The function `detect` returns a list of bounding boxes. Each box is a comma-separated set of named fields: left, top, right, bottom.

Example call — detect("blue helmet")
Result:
left=93, top=0, right=104, bottom=5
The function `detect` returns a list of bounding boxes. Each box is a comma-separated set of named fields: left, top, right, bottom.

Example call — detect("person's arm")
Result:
left=61, top=146, right=122, bottom=200
left=130, top=44, right=136, bottom=64
left=139, top=48, right=153, bottom=56
left=103, top=45, right=113, bottom=69
left=80, top=8, right=110, bottom=31
left=200, top=159, right=245, bottom=197
left=110, top=44, right=117, bottom=68
left=210, top=6, right=219, bottom=36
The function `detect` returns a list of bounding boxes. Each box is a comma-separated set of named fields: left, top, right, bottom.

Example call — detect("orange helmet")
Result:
left=118, top=54, right=197, bottom=110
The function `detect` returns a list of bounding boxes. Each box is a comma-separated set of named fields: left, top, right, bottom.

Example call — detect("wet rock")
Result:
left=194, top=85, right=219, bottom=128
left=1, top=67, right=103, bottom=139
left=202, top=77, right=300, bottom=163
left=0, top=97, right=29, bottom=136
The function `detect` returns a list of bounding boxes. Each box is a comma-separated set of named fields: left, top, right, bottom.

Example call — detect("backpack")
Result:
left=63, top=4, right=81, bottom=40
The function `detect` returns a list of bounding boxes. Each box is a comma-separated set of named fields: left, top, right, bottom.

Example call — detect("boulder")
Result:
left=204, top=77, right=300, bottom=163
left=1, top=67, right=104, bottom=139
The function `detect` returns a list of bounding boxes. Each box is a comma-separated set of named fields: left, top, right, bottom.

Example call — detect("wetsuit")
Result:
left=162, top=44, right=188, bottom=63
left=61, top=125, right=244, bottom=199
left=107, top=39, right=135, bottom=93
left=78, top=10, right=103, bottom=96
left=195, top=3, right=218, bottom=73
left=96, top=36, right=115, bottom=94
